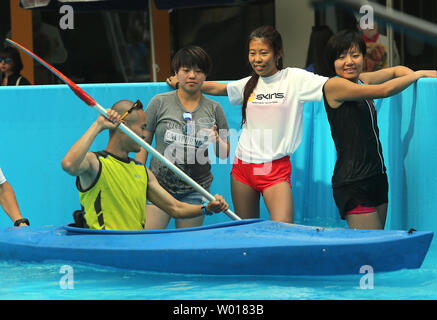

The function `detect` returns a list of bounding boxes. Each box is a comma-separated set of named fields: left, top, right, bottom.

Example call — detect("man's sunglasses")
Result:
left=120, top=99, right=143, bottom=121
left=0, top=57, right=12, bottom=64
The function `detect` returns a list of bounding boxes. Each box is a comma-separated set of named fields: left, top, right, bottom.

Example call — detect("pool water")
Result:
left=1, top=242, right=436, bottom=300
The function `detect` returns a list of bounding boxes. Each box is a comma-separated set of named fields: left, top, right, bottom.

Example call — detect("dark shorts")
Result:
left=333, top=173, right=389, bottom=220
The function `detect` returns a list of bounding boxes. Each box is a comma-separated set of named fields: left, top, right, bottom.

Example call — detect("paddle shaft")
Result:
left=92, top=103, right=241, bottom=221
left=5, top=38, right=240, bottom=221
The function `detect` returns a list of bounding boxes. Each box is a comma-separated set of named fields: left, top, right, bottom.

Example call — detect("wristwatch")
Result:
left=14, top=218, right=30, bottom=227
left=201, top=202, right=213, bottom=216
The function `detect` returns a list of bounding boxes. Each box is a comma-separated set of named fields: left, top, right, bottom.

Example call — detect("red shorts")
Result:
left=231, top=156, right=292, bottom=193
left=346, top=204, right=377, bottom=215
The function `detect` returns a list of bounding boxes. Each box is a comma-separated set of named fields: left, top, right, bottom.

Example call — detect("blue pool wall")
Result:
left=1, top=80, right=436, bottom=233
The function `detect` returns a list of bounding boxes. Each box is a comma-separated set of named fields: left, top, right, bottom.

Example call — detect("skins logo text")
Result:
left=249, top=92, right=285, bottom=102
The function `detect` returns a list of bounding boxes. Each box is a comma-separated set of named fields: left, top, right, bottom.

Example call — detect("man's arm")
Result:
left=61, top=109, right=120, bottom=188
left=0, top=181, right=26, bottom=226
left=146, top=169, right=228, bottom=219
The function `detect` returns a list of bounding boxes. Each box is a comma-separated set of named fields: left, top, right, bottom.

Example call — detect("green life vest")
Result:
left=77, top=151, right=148, bottom=230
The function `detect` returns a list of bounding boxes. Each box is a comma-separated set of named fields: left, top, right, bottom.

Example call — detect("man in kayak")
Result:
left=61, top=100, right=229, bottom=230
left=0, top=167, right=29, bottom=227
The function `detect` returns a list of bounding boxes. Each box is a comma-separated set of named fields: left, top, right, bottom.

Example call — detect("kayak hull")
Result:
left=0, top=219, right=433, bottom=275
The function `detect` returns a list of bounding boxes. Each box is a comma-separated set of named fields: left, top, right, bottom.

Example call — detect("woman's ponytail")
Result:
left=241, top=73, right=259, bottom=127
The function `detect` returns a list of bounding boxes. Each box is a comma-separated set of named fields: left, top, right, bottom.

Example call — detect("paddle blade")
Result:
left=5, top=38, right=97, bottom=106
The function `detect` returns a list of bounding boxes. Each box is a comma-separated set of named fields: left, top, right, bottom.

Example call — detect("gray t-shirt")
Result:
left=146, top=91, right=229, bottom=194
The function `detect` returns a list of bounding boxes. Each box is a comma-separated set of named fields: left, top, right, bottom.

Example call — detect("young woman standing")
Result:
left=323, top=30, right=437, bottom=229
left=138, top=46, right=230, bottom=229
left=168, top=26, right=328, bottom=223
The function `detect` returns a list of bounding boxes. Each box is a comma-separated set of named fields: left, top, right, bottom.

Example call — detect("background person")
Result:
left=305, top=25, right=334, bottom=76
left=357, top=22, right=400, bottom=72
left=0, top=46, right=31, bottom=86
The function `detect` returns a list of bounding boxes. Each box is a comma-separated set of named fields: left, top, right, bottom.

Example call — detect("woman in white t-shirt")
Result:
left=168, top=26, right=328, bottom=223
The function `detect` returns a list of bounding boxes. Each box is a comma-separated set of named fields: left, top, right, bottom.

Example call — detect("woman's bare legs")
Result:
left=345, top=202, right=388, bottom=230
left=144, top=204, right=171, bottom=229
left=175, top=215, right=205, bottom=228
left=346, top=212, right=382, bottom=229
left=144, top=204, right=204, bottom=229
left=231, top=175, right=260, bottom=219
left=376, top=202, right=388, bottom=229
left=262, top=181, right=294, bottom=223
left=231, top=175, right=293, bottom=223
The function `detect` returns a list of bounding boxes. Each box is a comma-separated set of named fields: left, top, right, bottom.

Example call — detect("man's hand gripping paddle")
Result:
left=6, top=38, right=241, bottom=221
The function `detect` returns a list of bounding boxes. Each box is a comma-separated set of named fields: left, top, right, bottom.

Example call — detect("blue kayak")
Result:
left=0, top=219, right=433, bottom=276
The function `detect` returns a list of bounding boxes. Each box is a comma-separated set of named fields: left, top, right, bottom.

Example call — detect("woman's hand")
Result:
left=415, top=70, right=437, bottom=78
left=166, top=75, right=179, bottom=89
left=205, top=124, right=219, bottom=143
